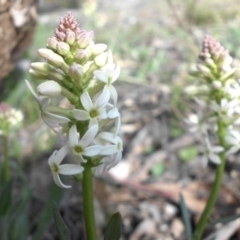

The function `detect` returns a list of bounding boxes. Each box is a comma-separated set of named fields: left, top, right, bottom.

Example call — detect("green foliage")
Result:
left=104, top=212, right=122, bottom=240
left=210, top=213, right=240, bottom=225
left=32, top=183, right=63, bottom=240
left=0, top=178, right=32, bottom=240
left=151, top=162, right=165, bottom=177
left=221, top=24, right=240, bottom=59
left=0, top=180, right=13, bottom=216
left=52, top=201, right=71, bottom=240
left=183, top=0, right=237, bottom=26
left=178, top=146, right=198, bottom=162
left=184, top=3, right=220, bottom=26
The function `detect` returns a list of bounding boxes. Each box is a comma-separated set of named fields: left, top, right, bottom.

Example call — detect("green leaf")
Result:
left=151, top=162, right=165, bottom=177
left=52, top=201, right=71, bottom=240
left=104, top=212, right=122, bottom=240
left=180, top=193, right=192, bottom=240
left=0, top=180, right=13, bottom=216
left=210, top=214, right=240, bottom=225
left=32, top=182, right=63, bottom=240
left=178, top=146, right=198, bottom=162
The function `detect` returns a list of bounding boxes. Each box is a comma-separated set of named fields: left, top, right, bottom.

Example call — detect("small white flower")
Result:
left=25, top=80, right=70, bottom=130
left=202, top=137, right=224, bottom=167
left=48, top=145, right=84, bottom=188
left=106, top=103, right=121, bottom=135
left=94, top=65, right=120, bottom=106
left=73, top=91, right=108, bottom=129
left=224, top=81, right=240, bottom=99
left=210, top=99, right=237, bottom=119
left=68, top=125, right=101, bottom=162
left=37, top=80, right=62, bottom=97
left=95, top=155, right=115, bottom=175
left=184, top=113, right=207, bottom=134
left=98, top=132, right=123, bottom=169
left=226, top=130, right=240, bottom=155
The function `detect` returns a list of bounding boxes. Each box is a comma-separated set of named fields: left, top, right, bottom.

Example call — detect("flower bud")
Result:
left=185, top=85, right=210, bottom=95
left=88, top=44, right=107, bottom=56
left=220, top=68, right=236, bottom=81
left=188, top=64, right=200, bottom=77
left=30, top=62, right=51, bottom=75
left=94, top=52, right=108, bottom=67
left=87, top=62, right=98, bottom=74
left=77, top=30, right=94, bottom=48
left=46, top=52, right=69, bottom=72
left=197, top=64, right=211, bottom=75
left=75, top=49, right=89, bottom=63
left=37, top=80, right=62, bottom=97
left=29, top=69, right=47, bottom=80
left=234, top=68, right=240, bottom=79
left=69, top=63, right=84, bottom=80
left=56, top=42, right=70, bottom=56
left=205, top=58, right=216, bottom=69
left=66, top=30, right=76, bottom=45
left=47, top=37, right=58, bottom=50
left=47, top=70, right=65, bottom=82
left=212, top=81, right=222, bottom=89
left=38, top=48, right=54, bottom=59
left=55, top=29, right=66, bottom=41
left=219, top=51, right=232, bottom=67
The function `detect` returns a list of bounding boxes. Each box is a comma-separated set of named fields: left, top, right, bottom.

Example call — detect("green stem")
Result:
left=193, top=120, right=226, bottom=240
left=3, top=135, right=10, bottom=183
left=82, top=162, right=97, bottom=240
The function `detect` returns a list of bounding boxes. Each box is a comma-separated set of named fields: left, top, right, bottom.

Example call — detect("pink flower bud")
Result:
left=47, top=37, right=58, bottom=50
left=55, top=29, right=66, bottom=41
left=75, top=49, right=89, bottom=63
left=77, top=30, right=94, bottom=48
left=66, top=30, right=76, bottom=45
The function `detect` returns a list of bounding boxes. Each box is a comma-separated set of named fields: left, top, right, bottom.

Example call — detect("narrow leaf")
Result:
left=104, top=212, right=122, bottom=240
left=210, top=214, right=240, bottom=225
left=0, top=180, right=13, bottom=216
left=180, top=193, right=192, bottom=240
left=32, top=182, right=63, bottom=240
left=52, top=201, right=71, bottom=240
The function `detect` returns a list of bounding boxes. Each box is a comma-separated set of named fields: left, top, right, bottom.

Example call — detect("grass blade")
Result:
left=52, top=201, right=71, bottom=240
left=32, top=182, right=63, bottom=240
left=0, top=180, right=13, bottom=216
left=180, top=193, right=192, bottom=240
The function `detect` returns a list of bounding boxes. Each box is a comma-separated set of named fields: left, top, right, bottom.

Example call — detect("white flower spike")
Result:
left=48, top=145, right=84, bottom=188
left=68, top=125, right=101, bottom=162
